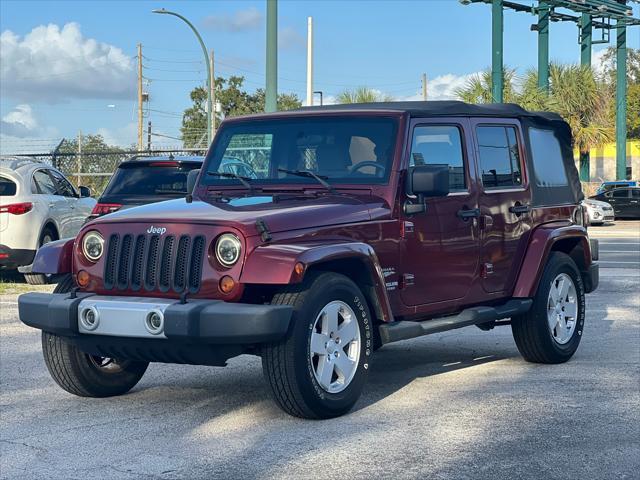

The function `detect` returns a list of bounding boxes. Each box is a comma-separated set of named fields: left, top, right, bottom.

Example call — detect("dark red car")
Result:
left=19, top=102, right=598, bottom=419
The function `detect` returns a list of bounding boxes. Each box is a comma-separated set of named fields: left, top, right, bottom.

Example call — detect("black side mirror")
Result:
left=404, top=164, right=450, bottom=215
left=187, top=169, right=201, bottom=194
left=78, top=186, right=91, bottom=198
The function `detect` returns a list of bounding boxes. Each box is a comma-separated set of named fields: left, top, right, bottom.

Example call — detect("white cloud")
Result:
left=278, top=27, right=305, bottom=51
left=1, top=104, right=37, bottom=137
left=422, top=72, right=479, bottom=101
left=591, top=48, right=609, bottom=77
left=1, top=23, right=135, bottom=102
left=203, top=7, right=263, bottom=32
left=96, top=122, right=137, bottom=148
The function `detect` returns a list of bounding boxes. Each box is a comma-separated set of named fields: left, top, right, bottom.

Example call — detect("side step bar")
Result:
left=378, top=299, right=532, bottom=345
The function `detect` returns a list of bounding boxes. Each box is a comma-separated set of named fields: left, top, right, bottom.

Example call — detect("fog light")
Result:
left=80, top=306, right=99, bottom=331
left=77, top=270, right=90, bottom=287
left=219, top=275, right=235, bottom=294
left=144, top=310, right=164, bottom=335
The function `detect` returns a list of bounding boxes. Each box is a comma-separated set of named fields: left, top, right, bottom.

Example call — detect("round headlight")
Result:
left=82, top=231, right=104, bottom=262
left=215, top=233, right=242, bottom=267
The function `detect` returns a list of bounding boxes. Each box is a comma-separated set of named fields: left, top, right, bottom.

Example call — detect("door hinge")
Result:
left=481, top=263, right=494, bottom=278
left=400, top=273, right=415, bottom=288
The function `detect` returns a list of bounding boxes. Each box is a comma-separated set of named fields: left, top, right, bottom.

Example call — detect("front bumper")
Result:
left=18, top=292, right=293, bottom=365
left=0, top=245, right=35, bottom=269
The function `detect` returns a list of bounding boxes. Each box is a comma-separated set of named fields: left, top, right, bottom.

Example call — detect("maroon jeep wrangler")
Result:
left=19, top=102, right=598, bottom=419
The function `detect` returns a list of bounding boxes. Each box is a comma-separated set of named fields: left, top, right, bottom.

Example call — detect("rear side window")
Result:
left=477, top=126, right=523, bottom=189
left=632, top=189, right=640, bottom=198
left=528, top=128, right=568, bottom=187
left=0, top=176, right=16, bottom=196
left=410, top=125, right=466, bottom=192
left=105, top=163, right=201, bottom=196
left=612, top=189, right=629, bottom=199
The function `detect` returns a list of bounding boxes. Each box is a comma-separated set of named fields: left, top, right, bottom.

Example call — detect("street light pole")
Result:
left=152, top=8, right=212, bottom=146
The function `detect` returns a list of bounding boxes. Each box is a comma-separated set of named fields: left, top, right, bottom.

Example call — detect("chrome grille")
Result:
left=103, top=233, right=205, bottom=293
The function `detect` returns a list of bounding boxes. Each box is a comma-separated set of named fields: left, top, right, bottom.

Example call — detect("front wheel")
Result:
left=262, top=272, right=373, bottom=419
left=41, top=275, right=148, bottom=397
left=511, top=252, right=585, bottom=364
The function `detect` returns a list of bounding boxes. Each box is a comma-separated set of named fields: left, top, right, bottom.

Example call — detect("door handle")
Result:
left=509, top=204, right=531, bottom=215
left=457, top=208, right=481, bottom=220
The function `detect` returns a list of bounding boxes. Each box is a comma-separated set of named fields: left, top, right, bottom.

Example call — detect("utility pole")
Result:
left=147, top=121, right=152, bottom=151
left=616, top=21, right=627, bottom=181
left=137, top=43, right=144, bottom=151
left=210, top=49, right=216, bottom=139
left=491, top=0, right=504, bottom=103
left=421, top=73, right=428, bottom=101
left=537, top=1, right=550, bottom=93
left=306, top=16, right=314, bottom=106
left=265, top=0, right=278, bottom=112
left=77, top=130, right=82, bottom=186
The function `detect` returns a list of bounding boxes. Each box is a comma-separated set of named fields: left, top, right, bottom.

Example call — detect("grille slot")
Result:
left=130, top=235, right=146, bottom=290
left=103, top=234, right=119, bottom=289
left=116, top=234, right=133, bottom=289
left=103, top=233, right=205, bottom=294
left=159, top=236, right=176, bottom=291
left=174, top=236, right=191, bottom=292
left=189, top=236, right=205, bottom=292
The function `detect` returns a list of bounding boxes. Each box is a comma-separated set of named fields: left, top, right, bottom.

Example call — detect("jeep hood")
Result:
left=92, top=193, right=390, bottom=236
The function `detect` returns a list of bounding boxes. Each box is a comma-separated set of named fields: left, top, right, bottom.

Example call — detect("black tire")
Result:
left=24, top=226, right=57, bottom=285
left=511, top=252, right=585, bottom=364
left=262, top=272, right=373, bottom=419
left=41, top=274, right=149, bottom=397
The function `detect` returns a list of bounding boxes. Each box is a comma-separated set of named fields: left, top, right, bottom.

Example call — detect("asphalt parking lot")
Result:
left=1, top=222, right=639, bottom=480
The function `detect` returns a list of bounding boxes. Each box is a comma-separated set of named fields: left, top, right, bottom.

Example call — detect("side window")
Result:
left=409, top=125, right=466, bottom=192
left=32, top=170, right=57, bottom=195
left=528, top=128, right=568, bottom=187
left=632, top=189, right=640, bottom=199
left=612, top=189, right=629, bottom=199
left=477, top=125, right=523, bottom=189
left=49, top=170, right=77, bottom=197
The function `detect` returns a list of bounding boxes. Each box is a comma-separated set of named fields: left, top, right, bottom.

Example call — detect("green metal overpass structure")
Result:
left=464, top=0, right=639, bottom=181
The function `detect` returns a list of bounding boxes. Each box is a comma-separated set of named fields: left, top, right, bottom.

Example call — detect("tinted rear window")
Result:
left=0, top=176, right=16, bottom=196
left=105, top=163, right=201, bottom=196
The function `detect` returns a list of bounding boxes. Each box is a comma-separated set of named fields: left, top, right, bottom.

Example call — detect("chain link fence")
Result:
left=7, top=149, right=207, bottom=196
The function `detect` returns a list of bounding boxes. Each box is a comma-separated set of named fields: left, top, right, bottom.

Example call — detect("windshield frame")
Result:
left=200, top=112, right=401, bottom=190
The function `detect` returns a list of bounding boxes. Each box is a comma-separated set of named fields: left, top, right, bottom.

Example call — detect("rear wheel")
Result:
left=262, top=272, right=373, bottom=419
left=24, top=226, right=56, bottom=285
left=511, top=252, right=585, bottom=364
left=41, top=275, right=148, bottom=397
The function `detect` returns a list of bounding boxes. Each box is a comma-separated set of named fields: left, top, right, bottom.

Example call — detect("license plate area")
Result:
left=77, top=296, right=176, bottom=339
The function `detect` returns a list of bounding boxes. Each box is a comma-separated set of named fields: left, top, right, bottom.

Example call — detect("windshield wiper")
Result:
left=277, top=168, right=333, bottom=192
left=207, top=171, right=253, bottom=192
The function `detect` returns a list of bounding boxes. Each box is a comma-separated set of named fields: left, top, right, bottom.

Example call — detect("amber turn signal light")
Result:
left=77, top=270, right=90, bottom=287
left=294, top=262, right=305, bottom=275
left=219, top=275, right=235, bottom=294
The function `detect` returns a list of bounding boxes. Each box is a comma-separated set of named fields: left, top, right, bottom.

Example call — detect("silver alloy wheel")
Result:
left=547, top=273, right=578, bottom=345
left=309, top=300, right=361, bottom=393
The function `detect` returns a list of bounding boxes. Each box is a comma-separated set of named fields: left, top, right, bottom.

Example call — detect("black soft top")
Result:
left=298, top=101, right=563, bottom=123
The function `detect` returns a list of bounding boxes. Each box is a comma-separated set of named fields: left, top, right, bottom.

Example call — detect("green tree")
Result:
left=181, top=76, right=302, bottom=148
left=57, top=134, right=126, bottom=195
left=336, top=87, right=393, bottom=104
left=454, top=68, right=518, bottom=104
left=599, top=47, right=640, bottom=139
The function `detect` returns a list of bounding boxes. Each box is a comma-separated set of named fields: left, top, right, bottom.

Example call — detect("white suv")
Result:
left=0, top=157, right=96, bottom=284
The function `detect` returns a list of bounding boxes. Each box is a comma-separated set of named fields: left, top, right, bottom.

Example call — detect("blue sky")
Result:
left=1, top=0, right=639, bottom=153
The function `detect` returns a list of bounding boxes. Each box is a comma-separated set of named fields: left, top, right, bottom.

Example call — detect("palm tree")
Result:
left=454, top=68, right=518, bottom=104
left=336, top=87, right=393, bottom=104
left=545, top=64, right=613, bottom=176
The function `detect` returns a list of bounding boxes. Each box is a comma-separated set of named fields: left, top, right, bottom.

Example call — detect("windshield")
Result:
left=202, top=116, right=398, bottom=187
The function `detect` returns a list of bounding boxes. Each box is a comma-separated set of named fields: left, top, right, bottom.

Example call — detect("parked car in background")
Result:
left=590, top=187, right=640, bottom=219
left=87, top=155, right=203, bottom=221
left=595, top=180, right=637, bottom=195
left=583, top=198, right=615, bottom=225
left=0, top=157, right=96, bottom=284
